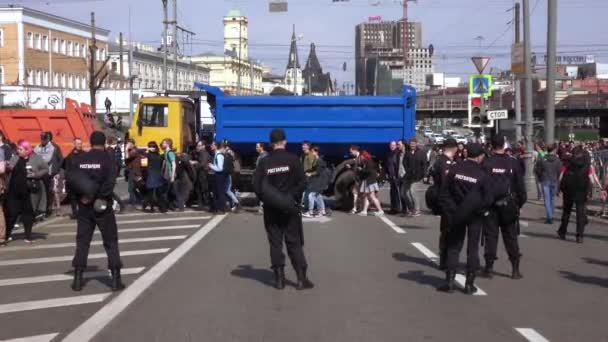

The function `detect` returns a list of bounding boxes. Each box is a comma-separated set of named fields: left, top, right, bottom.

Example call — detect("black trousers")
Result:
left=5, top=197, right=34, bottom=240
left=194, top=175, right=209, bottom=209
left=263, top=209, right=308, bottom=271
left=214, top=173, right=228, bottom=212
left=389, top=179, right=401, bottom=211
left=484, top=209, right=521, bottom=263
left=439, top=215, right=449, bottom=266
left=445, top=216, right=483, bottom=273
left=558, top=195, right=587, bottom=236
left=66, top=185, right=79, bottom=217
left=72, top=204, right=123, bottom=269
left=42, top=175, right=52, bottom=215
left=144, top=186, right=168, bottom=212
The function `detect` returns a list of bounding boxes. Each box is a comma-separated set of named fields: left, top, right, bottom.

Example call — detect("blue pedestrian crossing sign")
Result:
left=469, top=74, right=492, bottom=97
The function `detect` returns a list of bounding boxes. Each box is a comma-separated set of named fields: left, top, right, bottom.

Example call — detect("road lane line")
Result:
left=0, top=333, right=59, bottom=342
left=0, top=236, right=187, bottom=252
left=379, top=216, right=406, bottom=234
left=0, top=248, right=170, bottom=267
left=63, top=215, right=227, bottom=342
left=49, top=225, right=199, bottom=237
left=515, top=328, right=550, bottom=342
left=111, top=211, right=208, bottom=218
left=0, top=267, right=145, bottom=287
left=0, top=294, right=110, bottom=315
left=46, top=216, right=210, bottom=228
left=411, top=242, right=487, bottom=296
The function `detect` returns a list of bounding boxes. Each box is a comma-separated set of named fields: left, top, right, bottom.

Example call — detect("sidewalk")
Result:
left=527, top=193, right=608, bottom=224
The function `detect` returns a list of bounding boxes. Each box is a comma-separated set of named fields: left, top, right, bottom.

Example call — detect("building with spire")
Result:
left=282, top=25, right=305, bottom=95
left=191, top=9, right=263, bottom=95
left=303, top=43, right=334, bottom=96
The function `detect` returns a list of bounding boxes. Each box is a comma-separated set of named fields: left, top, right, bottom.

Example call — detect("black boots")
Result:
left=111, top=269, right=125, bottom=291
left=71, top=268, right=84, bottom=292
left=463, top=272, right=478, bottom=295
left=437, top=271, right=456, bottom=293
left=511, top=259, right=523, bottom=279
left=576, top=235, right=584, bottom=244
left=273, top=267, right=286, bottom=290
left=481, top=261, right=494, bottom=278
left=296, top=268, right=314, bottom=291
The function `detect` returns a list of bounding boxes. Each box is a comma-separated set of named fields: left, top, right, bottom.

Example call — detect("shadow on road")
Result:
left=392, top=252, right=434, bottom=267
left=231, top=264, right=297, bottom=288
left=583, top=257, right=608, bottom=267
left=62, top=265, right=114, bottom=288
left=524, top=231, right=608, bottom=242
left=559, top=270, right=608, bottom=288
left=10, top=232, right=49, bottom=241
left=398, top=270, right=444, bottom=288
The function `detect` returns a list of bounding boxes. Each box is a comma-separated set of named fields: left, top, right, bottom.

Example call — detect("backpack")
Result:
left=222, top=153, right=235, bottom=174
left=425, top=184, right=441, bottom=216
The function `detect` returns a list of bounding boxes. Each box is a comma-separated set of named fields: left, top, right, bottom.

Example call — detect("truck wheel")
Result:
left=333, top=170, right=356, bottom=210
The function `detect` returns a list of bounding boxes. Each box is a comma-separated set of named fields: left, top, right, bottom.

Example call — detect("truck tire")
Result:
left=333, top=169, right=357, bottom=210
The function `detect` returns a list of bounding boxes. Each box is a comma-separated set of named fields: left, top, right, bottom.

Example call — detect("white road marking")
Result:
left=0, top=333, right=59, bottom=342
left=0, top=248, right=170, bottom=267
left=519, top=220, right=529, bottom=227
left=63, top=215, right=227, bottom=342
left=411, top=242, right=487, bottom=296
left=0, top=236, right=187, bottom=252
left=238, top=192, right=257, bottom=199
left=0, top=294, right=110, bottom=315
left=515, top=328, right=550, bottom=342
left=49, top=225, right=199, bottom=237
left=46, top=216, right=210, bottom=228
left=112, top=211, right=207, bottom=218
left=0, top=267, right=145, bottom=287
left=302, top=216, right=332, bottom=224
left=379, top=216, right=406, bottom=234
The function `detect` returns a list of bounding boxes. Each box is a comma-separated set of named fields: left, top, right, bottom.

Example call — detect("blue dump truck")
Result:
left=194, top=82, right=416, bottom=208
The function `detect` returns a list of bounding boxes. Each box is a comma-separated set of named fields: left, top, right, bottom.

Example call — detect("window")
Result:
left=138, top=104, right=169, bottom=127
left=61, top=40, right=66, bottom=54
left=43, top=71, right=49, bottom=86
left=67, top=41, right=72, bottom=56
left=68, top=74, right=73, bottom=89
left=95, top=49, right=100, bottom=61
left=74, top=42, right=80, bottom=57
left=82, top=44, right=87, bottom=58
left=52, top=38, right=58, bottom=53
left=111, top=61, right=117, bottom=72
left=36, top=70, right=42, bottom=85
left=100, top=48, right=105, bottom=60
left=27, top=32, right=33, bottom=48
left=53, top=72, right=58, bottom=87
left=0, top=29, right=4, bottom=47
left=27, top=69, right=34, bottom=85
left=35, top=33, right=41, bottom=49
left=42, top=35, right=48, bottom=51
left=61, top=73, right=66, bottom=88
left=0, top=66, right=4, bottom=85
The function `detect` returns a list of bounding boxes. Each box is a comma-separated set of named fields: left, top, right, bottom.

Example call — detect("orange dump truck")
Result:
left=0, top=98, right=101, bottom=156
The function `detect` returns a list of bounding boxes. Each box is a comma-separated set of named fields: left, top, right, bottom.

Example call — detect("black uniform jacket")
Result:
left=253, top=149, right=306, bottom=214
left=67, top=149, right=116, bottom=201
left=482, top=153, right=527, bottom=207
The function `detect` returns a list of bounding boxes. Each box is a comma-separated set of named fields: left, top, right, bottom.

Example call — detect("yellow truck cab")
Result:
left=128, top=96, right=197, bottom=153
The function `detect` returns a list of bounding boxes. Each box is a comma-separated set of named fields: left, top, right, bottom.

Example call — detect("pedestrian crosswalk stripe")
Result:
left=379, top=216, right=406, bottom=234
left=110, top=211, right=208, bottom=218
left=0, top=248, right=170, bottom=267
left=48, top=225, right=200, bottom=237
left=520, top=220, right=529, bottom=227
left=411, top=242, right=487, bottom=296
left=0, top=333, right=59, bottom=342
left=515, top=328, right=550, bottom=342
left=0, top=267, right=145, bottom=287
left=0, top=236, right=187, bottom=252
left=0, top=293, right=110, bottom=315
left=46, top=216, right=210, bottom=228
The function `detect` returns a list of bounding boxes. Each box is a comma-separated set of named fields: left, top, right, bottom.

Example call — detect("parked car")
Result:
left=423, top=129, right=434, bottom=138
left=452, top=134, right=468, bottom=144
left=442, top=129, right=456, bottom=136
left=430, top=133, right=445, bottom=145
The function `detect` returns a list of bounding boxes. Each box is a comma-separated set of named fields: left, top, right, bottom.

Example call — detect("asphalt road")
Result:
left=0, top=195, right=606, bottom=342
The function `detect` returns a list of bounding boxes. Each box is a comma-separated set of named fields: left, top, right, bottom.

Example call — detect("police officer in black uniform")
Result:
left=482, top=135, right=526, bottom=279
left=67, top=131, right=124, bottom=292
left=437, top=143, right=489, bottom=294
left=253, top=128, right=314, bottom=291
left=428, top=138, right=458, bottom=270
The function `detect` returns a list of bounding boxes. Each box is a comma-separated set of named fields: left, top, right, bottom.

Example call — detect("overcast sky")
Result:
left=9, top=0, right=608, bottom=86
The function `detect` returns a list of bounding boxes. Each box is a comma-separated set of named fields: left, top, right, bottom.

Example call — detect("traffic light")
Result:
left=468, top=94, right=493, bottom=128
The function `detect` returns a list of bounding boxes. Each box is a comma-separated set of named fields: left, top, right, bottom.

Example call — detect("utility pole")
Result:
left=128, top=6, right=134, bottom=124
left=89, top=12, right=110, bottom=115
left=172, top=0, right=178, bottom=90
left=119, top=32, right=124, bottom=77
left=162, top=0, right=168, bottom=92
left=514, top=2, right=522, bottom=142
left=522, top=0, right=535, bottom=189
left=545, top=0, right=557, bottom=144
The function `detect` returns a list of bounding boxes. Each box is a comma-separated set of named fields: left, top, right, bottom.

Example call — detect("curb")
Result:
left=527, top=199, right=608, bottom=225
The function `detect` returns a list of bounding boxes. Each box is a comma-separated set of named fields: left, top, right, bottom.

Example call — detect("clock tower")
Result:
left=224, top=9, right=248, bottom=61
